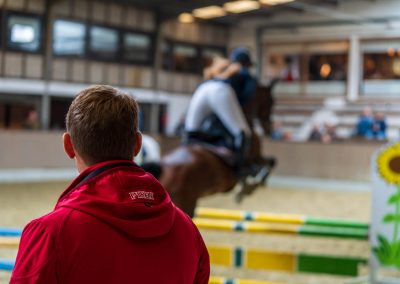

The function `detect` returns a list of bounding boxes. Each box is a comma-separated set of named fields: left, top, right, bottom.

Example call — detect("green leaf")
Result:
left=383, top=214, right=400, bottom=223
left=374, top=237, right=400, bottom=266
left=374, top=234, right=392, bottom=261
left=388, top=193, right=400, bottom=204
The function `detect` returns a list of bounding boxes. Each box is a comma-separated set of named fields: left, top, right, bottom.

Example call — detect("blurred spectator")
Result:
left=308, top=123, right=323, bottom=141
left=23, top=110, right=40, bottom=130
left=322, top=123, right=338, bottom=143
left=271, top=121, right=284, bottom=140
left=354, top=107, right=373, bottom=139
left=372, top=112, right=387, bottom=140
left=309, top=123, right=337, bottom=143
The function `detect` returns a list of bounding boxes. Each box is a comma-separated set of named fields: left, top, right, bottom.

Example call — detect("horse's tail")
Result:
left=141, top=162, right=162, bottom=180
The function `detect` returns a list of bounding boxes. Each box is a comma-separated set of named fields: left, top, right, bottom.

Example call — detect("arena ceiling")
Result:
left=116, top=0, right=340, bottom=25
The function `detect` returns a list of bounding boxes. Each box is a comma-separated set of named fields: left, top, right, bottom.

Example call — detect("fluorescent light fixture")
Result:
left=259, top=0, right=295, bottom=5
left=224, top=1, right=260, bottom=13
left=178, top=13, right=194, bottom=23
left=193, top=6, right=226, bottom=19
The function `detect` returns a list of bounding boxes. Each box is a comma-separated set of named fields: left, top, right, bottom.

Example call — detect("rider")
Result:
left=228, top=47, right=258, bottom=107
left=184, top=57, right=252, bottom=170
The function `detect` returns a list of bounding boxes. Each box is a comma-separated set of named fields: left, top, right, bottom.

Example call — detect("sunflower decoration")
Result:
left=377, top=143, right=400, bottom=184
left=374, top=143, right=400, bottom=269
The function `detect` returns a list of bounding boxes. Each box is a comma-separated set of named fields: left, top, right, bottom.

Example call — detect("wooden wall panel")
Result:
left=108, top=4, right=122, bottom=25
left=105, top=64, right=120, bottom=86
left=25, top=55, right=43, bottom=79
left=26, top=0, right=45, bottom=13
left=125, top=7, right=138, bottom=28
left=123, top=66, right=136, bottom=87
left=189, top=75, right=201, bottom=92
left=138, top=67, right=152, bottom=89
left=262, top=140, right=379, bottom=181
left=4, top=53, right=23, bottom=78
left=72, top=0, right=89, bottom=20
left=163, top=20, right=228, bottom=46
left=162, top=21, right=174, bottom=39
left=91, top=1, right=106, bottom=22
left=172, top=73, right=185, bottom=93
left=52, top=59, right=68, bottom=81
left=157, top=71, right=168, bottom=91
left=5, top=0, right=24, bottom=9
left=52, top=0, right=71, bottom=16
left=70, top=59, right=86, bottom=83
left=88, top=62, right=104, bottom=84
left=140, top=11, right=154, bottom=31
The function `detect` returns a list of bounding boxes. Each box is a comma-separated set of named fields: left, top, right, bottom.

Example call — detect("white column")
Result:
left=347, top=35, right=361, bottom=101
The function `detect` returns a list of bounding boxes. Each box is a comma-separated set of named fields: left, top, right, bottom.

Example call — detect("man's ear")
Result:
left=63, top=132, right=76, bottom=159
left=133, top=131, right=142, bottom=157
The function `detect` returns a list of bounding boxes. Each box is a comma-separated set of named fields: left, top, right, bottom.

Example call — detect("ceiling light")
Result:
left=259, top=0, right=295, bottom=5
left=224, top=1, right=260, bottom=14
left=193, top=6, right=226, bottom=19
left=178, top=13, right=194, bottom=23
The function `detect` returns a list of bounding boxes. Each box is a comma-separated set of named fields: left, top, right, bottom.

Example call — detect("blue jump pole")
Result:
left=0, top=259, right=15, bottom=271
left=0, top=227, right=22, bottom=237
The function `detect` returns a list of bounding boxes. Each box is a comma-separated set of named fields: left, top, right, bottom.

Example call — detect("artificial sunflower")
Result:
left=377, top=143, right=400, bottom=184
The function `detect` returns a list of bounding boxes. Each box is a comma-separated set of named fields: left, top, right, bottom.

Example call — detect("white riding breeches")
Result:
left=184, top=81, right=251, bottom=136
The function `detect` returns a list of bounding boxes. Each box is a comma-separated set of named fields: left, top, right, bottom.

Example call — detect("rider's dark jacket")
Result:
left=11, top=160, right=210, bottom=284
left=226, top=68, right=257, bottom=106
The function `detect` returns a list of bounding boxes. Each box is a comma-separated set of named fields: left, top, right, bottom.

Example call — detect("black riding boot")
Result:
left=234, top=131, right=250, bottom=175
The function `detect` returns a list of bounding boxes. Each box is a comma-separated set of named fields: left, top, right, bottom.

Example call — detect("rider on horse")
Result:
left=183, top=48, right=258, bottom=174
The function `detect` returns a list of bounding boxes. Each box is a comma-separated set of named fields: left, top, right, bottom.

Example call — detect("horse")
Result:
left=142, top=81, right=277, bottom=217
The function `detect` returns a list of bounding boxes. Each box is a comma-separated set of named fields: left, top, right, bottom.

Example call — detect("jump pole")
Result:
left=0, top=237, right=20, bottom=248
left=209, top=276, right=284, bottom=284
left=195, top=207, right=369, bottom=230
left=193, top=218, right=369, bottom=240
left=0, top=227, right=22, bottom=237
left=207, top=245, right=367, bottom=277
left=0, top=259, right=14, bottom=271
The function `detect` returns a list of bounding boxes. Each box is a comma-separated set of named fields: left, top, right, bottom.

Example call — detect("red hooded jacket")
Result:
left=10, top=160, right=210, bottom=284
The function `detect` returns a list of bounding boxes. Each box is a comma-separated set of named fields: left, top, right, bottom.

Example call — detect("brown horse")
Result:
left=143, top=82, right=277, bottom=217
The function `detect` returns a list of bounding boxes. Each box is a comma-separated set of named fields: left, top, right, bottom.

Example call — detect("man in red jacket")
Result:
left=10, top=85, right=210, bottom=284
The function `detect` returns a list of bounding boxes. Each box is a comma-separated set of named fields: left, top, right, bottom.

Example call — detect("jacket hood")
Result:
left=55, top=160, right=175, bottom=238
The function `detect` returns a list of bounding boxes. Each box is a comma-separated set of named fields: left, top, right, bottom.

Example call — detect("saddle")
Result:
left=183, top=114, right=276, bottom=203
left=183, top=114, right=237, bottom=167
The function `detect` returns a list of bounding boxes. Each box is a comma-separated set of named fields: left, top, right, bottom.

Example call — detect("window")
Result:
left=172, top=44, right=199, bottom=73
left=266, top=54, right=301, bottom=81
left=123, top=32, right=152, bottom=63
left=50, top=97, right=73, bottom=130
left=7, top=13, right=41, bottom=52
left=163, top=41, right=226, bottom=74
left=162, top=41, right=201, bottom=74
left=364, top=53, right=395, bottom=80
left=308, top=54, right=347, bottom=81
left=162, top=41, right=173, bottom=70
left=89, top=25, right=119, bottom=60
left=53, top=20, right=86, bottom=56
left=361, top=39, right=400, bottom=80
left=360, top=39, right=400, bottom=96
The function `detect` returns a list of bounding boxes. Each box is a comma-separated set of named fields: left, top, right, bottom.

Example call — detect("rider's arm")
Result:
left=215, top=63, right=241, bottom=80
